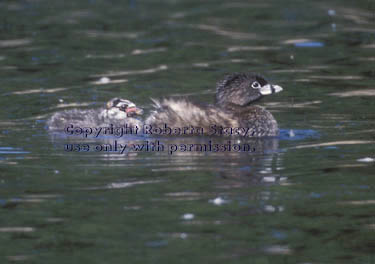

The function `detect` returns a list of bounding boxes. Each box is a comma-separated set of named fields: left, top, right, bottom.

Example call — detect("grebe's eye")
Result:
left=251, top=81, right=261, bottom=89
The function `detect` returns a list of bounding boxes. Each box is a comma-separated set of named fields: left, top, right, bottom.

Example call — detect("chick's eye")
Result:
left=251, top=81, right=261, bottom=89
left=119, top=104, right=128, bottom=111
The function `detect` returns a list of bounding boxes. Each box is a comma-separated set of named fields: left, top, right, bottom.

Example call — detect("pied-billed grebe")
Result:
left=47, top=97, right=143, bottom=130
left=145, top=73, right=283, bottom=137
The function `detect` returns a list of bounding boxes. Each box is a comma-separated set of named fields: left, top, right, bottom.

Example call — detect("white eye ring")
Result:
left=251, top=81, right=261, bottom=89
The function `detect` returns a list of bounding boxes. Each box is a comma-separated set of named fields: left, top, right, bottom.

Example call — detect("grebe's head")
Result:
left=216, top=73, right=283, bottom=108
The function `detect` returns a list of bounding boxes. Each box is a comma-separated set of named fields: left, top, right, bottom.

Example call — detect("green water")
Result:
left=1, top=0, right=375, bottom=263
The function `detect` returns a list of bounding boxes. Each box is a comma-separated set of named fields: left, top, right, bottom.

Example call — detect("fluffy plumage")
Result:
left=47, top=98, right=143, bottom=130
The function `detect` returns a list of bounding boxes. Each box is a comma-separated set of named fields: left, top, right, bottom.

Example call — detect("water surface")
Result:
left=1, top=0, right=375, bottom=263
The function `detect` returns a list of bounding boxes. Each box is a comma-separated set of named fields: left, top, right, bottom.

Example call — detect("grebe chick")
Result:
left=47, top=97, right=143, bottom=130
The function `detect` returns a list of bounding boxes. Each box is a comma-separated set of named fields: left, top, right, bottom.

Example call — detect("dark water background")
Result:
left=1, top=0, right=375, bottom=263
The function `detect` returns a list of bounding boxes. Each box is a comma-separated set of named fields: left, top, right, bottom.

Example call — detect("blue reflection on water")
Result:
left=280, top=129, right=319, bottom=141
left=271, top=230, right=287, bottom=239
left=295, top=42, right=324, bottom=47
left=0, top=147, right=30, bottom=154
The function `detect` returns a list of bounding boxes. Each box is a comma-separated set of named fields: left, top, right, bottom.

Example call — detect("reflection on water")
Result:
left=330, top=89, right=375, bottom=97
left=0, top=39, right=32, bottom=48
left=1, top=0, right=375, bottom=262
left=193, top=24, right=257, bottom=40
left=11, top=87, right=68, bottom=95
left=91, top=64, right=168, bottom=78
